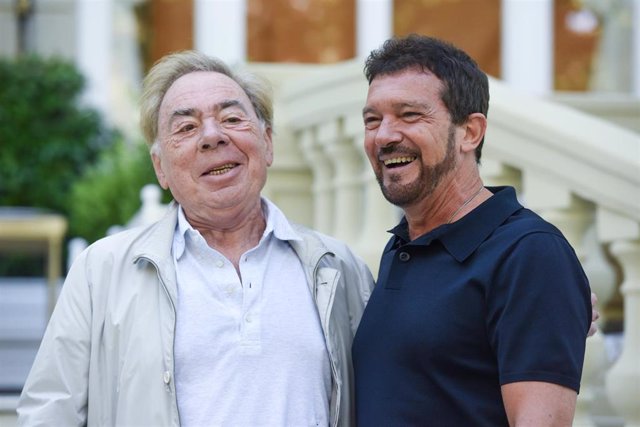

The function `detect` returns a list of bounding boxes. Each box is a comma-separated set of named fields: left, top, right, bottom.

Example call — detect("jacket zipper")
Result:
left=313, top=253, right=341, bottom=427
left=140, top=256, right=181, bottom=426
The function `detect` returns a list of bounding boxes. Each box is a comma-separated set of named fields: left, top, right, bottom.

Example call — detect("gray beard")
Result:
left=377, top=125, right=457, bottom=208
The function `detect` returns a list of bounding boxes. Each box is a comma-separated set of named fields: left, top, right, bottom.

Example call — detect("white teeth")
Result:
left=208, top=163, right=235, bottom=175
left=383, top=156, right=416, bottom=166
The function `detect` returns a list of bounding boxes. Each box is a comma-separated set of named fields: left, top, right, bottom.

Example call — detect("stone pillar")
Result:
left=326, top=137, right=363, bottom=244
left=583, top=0, right=634, bottom=93
left=357, top=155, right=397, bottom=276
left=542, top=198, right=600, bottom=427
left=606, top=238, right=640, bottom=426
left=194, top=0, right=246, bottom=65
left=501, top=0, right=553, bottom=94
left=356, top=0, right=392, bottom=59
left=633, top=0, right=640, bottom=96
left=480, top=158, right=522, bottom=192
left=521, top=173, right=624, bottom=426
left=75, top=0, right=113, bottom=116
left=579, top=226, right=618, bottom=427
left=300, top=129, right=334, bottom=236
left=598, top=208, right=640, bottom=426
left=0, top=1, right=18, bottom=56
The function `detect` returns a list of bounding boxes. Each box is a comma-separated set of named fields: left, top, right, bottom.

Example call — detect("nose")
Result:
left=373, top=118, right=402, bottom=149
left=198, top=120, right=228, bottom=151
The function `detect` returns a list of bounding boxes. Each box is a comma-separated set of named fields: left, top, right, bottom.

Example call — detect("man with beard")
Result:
left=351, top=35, right=592, bottom=426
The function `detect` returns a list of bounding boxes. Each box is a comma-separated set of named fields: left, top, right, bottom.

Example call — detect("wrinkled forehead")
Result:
left=160, top=71, right=253, bottom=117
left=366, top=67, right=444, bottom=105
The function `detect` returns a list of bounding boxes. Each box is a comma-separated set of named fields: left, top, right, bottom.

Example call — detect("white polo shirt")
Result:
left=173, top=199, right=331, bottom=427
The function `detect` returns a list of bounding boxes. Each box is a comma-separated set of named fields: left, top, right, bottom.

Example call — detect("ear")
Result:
left=264, top=126, right=274, bottom=167
left=460, top=113, right=487, bottom=154
left=151, top=150, right=170, bottom=190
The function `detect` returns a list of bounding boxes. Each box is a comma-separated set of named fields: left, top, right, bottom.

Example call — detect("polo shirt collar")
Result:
left=261, top=197, right=304, bottom=244
left=388, top=186, right=523, bottom=263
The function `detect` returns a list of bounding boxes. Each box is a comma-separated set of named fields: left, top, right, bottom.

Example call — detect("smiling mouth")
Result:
left=383, top=156, right=417, bottom=168
left=205, top=163, right=238, bottom=176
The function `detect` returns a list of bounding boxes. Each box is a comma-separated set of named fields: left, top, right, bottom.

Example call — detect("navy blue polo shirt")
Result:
left=352, top=186, right=591, bottom=427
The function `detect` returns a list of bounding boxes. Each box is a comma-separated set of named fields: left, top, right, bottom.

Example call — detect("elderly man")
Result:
left=17, top=51, right=373, bottom=426
left=351, top=34, right=592, bottom=427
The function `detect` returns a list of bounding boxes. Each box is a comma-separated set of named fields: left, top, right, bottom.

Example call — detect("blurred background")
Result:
left=0, top=0, right=639, bottom=425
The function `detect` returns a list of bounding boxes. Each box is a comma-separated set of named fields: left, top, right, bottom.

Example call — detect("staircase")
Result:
left=253, top=60, right=640, bottom=426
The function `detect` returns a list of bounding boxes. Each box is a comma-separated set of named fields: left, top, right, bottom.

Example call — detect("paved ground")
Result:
left=0, top=277, right=56, bottom=425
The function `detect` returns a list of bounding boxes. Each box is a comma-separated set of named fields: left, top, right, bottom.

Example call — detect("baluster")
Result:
left=540, top=197, right=603, bottom=427
left=263, top=118, right=313, bottom=226
left=521, top=172, right=619, bottom=425
left=299, top=128, right=334, bottom=235
left=324, top=118, right=364, bottom=244
left=598, top=208, right=640, bottom=426
left=344, top=114, right=397, bottom=274
left=606, top=238, right=640, bottom=426
left=480, top=158, right=522, bottom=192
left=581, top=226, right=621, bottom=426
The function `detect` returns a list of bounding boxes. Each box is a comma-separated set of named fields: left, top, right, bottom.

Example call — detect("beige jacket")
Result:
left=17, top=203, right=374, bottom=427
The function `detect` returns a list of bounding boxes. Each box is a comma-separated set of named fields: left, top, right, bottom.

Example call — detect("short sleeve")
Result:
left=486, top=231, right=591, bottom=392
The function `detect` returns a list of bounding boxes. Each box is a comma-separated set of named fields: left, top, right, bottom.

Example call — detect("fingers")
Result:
left=588, top=292, right=600, bottom=337
left=591, top=292, right=600, bottom=322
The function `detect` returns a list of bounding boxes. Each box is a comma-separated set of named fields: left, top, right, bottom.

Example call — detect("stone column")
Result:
left=194, top=0, right=246, bottom=65
left=299, top=129, right=334, bottom=235
left=480, top=158, right=522, bottom=192
left=0, top=1, right=18, bottom=56
left=583, top=0, right=634, bottom=93
left=606, top=238, right=640, bottom=426
left=75, top=0, right=113, bottom=116
left=501, top=0, right=553, bottom=94
left=356, top=151, right=397, bottom=276
left=633, top=0, right=640, bottom=96
left=542, top=198, right=600, bottom=427
left=598, top=207, right=640, bottom=426
left=356, top=0, right=392, bottom=59
left=325, top=134, right=363, bottom=244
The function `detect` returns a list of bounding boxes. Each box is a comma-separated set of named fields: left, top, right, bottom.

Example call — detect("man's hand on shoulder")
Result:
left=588, top=292, right=600, bottom=337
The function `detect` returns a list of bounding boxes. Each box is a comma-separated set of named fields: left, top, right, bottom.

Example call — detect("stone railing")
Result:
left=252, top=60, right=640, bottom=426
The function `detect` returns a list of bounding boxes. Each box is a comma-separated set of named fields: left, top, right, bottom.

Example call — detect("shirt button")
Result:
left=245, top=314, right=253, bottom=323
left=398, top=251, right=411, bottom=262
left=215, top=259, right=224, bottom=268
left=163, top=371, right=171, bottom=384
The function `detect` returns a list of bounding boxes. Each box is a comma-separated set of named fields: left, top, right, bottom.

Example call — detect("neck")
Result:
left=404, top=177, right=490, bottom=240
left=446, top=183, right=485, bottom=224
left=185, top=201, right=267, bottom=269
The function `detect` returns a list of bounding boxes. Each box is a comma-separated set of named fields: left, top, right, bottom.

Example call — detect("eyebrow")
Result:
left=170, top=108, right=195, bottom=119
left=362, top=101, right=431, bottom=116
left=219, top=99, right=248, bottom=113
left=362, top=106, right=375, bottom=116
left=168, top=99, right=249, bottom=126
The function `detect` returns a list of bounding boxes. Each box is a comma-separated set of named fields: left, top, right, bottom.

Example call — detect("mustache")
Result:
left=378, top=145, right=418, bottom=158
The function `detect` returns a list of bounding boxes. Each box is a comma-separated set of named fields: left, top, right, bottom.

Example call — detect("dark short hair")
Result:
left=365, top=34, right=489, bottom=162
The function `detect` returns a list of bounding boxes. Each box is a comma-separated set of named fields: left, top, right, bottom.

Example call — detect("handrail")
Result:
left=272, top=60, right=640, bottom=224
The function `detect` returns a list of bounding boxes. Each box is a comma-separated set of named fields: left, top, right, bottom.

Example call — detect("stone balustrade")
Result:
left=253, top=60, right=640, bottom=426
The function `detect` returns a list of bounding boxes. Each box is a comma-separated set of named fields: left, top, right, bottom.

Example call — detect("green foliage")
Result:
left=0, top=55, right=115, bottom=276
left=0, top=55, right=113, bottom=214
left=69, top=139, right=171, bottom=243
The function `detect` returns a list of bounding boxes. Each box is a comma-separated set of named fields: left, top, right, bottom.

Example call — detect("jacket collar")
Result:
left=132, top=198, right=321, bottom=269
left=132, top=201, right=179, bottom=265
